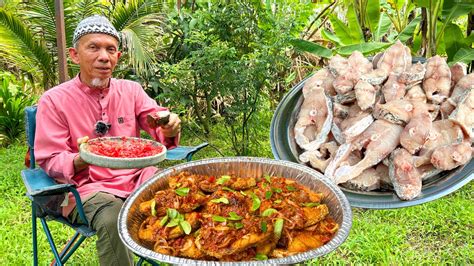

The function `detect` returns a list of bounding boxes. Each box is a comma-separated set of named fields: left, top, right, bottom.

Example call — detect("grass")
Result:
left=0, top=124, right=472, bottom=265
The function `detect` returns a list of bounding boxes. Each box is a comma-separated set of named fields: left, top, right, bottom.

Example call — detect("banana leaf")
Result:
left=395, top=15, right=421, bottom=42
left=444, top=23, right=470, bottom=62
left=290, top=39, right=332, bottom=58
left=336, top=42, right=390, bottom=56
left=451, top=48, right=474, bottom=66
left=366, top=0, right=381, bottom=34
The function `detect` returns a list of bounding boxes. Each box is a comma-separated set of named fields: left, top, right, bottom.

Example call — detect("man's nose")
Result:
left=97, top=48, right=110, bottom=62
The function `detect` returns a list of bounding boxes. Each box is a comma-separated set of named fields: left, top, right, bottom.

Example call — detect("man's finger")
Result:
left=77, top=136, right=89, bottom=145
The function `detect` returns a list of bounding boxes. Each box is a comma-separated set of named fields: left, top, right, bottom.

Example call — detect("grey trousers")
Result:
left=68, top=192, right=134, bottom=266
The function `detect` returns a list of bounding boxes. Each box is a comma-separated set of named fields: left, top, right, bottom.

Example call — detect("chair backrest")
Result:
left=25, top=106, right=38, bottom=169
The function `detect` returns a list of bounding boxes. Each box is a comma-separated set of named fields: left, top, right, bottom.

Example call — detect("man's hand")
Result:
left=160, top=113, right=181, bottom=138
left=74, top=136, right=90, bottom=173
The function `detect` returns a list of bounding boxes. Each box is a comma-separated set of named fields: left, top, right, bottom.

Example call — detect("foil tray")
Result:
left=118, top=157, right=352, bottom=265
left=270, top=76, right=474, bottom=209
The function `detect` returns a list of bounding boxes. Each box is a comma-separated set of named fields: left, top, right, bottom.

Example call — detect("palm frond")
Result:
left=64, top=0, right=107, bottom=46
left=21, top=0, right=57, bottom=46
left=0, top=9, right=56, bottom=87
left=111, top=0, right=164, bottom=32
left=110, top=0, right=166, bottom=77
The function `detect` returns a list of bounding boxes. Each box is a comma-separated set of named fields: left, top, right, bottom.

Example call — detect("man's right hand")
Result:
left=74, top=136, right=90, bottom=173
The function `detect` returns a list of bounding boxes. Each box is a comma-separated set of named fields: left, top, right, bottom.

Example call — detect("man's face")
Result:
left=69, top=33, right=121, bottom=89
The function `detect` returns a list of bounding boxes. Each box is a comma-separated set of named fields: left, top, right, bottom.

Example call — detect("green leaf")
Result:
left=264, top=174, right=271, bottom=183
left=222, top=186, right=236, bottom=192
left=265, top=190, right=273, bottom=200
left=228, top=212, right=243, bottom=221
left=217, top=175, right=231, bottom=185
left=274, top=199, right=282, bottom=204
left=452, top=48, right=474, bottom=65
left=234, top=222, right=244, bottom=229
left=441, top=2, right=474, bottom=21
left=255, top=253, right=268, bottom=260
left=150, top=200, right=156, bottom=216
left=261, top=208, right=278, bottom=217
left=260, top=221, right=267, bottom=233
left=175, top=187, right=190, bottom=196
left=336, top=42, right=390, bottom=56
left=396, top=15, right=421, bottom=42
left=274, top=218, right=284, bottom=239
left=373, top=13, right=392, bottom=41
left=166, top=219, right=179, bottom=227
left=212, top=215, right=227, bottom=223
left=210, top=197, right=229, bottom=204
left=272, top=188, right=282, bottom=193
left=286, top=185, right=297, bottom=192
left=321, top=29, right=344, bottom=46
left=413, top=0, right=430, bottom=8
left=437, top=2, right=474, bottom=43
left=251, top=193, right=261, bottom=212
left=329, top=14, right=359, bottom=45
left=159, top=215, right=168, bottom=226
left=290, top=39, right=332, bottom=58
left=366, top=0, right=381, bottom=34
left=180, top=220, right=192, bottom=235
left=444, top=23, right=470, bottom=62
left=167, top=208, right=178, bottom=219
left=303, top=202, right=321, bottom=207
left=346, top=4, right=365, bottom=42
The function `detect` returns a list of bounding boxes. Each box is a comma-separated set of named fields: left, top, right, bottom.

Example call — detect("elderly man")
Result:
left=34, top=15, right=180, bottom=265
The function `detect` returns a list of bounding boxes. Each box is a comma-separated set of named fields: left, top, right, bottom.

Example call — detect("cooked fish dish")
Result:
left=138, top=171, right=339, bottom=261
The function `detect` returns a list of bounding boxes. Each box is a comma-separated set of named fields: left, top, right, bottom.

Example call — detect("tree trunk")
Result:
left=420, top=8, right=428, bottom=57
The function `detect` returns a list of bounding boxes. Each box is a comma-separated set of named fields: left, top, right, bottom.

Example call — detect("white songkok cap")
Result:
left=73, top=15, right=120, bottom=46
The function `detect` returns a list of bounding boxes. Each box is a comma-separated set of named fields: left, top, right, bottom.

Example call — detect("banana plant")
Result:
left=414, top=0, right=474, bottom=60
left=293, top=0, right=421, bottom=58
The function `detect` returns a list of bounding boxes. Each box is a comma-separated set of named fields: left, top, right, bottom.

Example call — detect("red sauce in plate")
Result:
left=88, top=137, right=163, bottom=158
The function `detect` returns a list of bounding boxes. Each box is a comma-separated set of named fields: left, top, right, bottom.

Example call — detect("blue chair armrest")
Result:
left=21, top=168, right=74, bottom=197
left=166, top=142, right=209, bottom=161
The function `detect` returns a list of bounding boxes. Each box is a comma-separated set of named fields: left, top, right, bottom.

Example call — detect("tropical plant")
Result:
left=0, top=0, right=165, bottom=90
left=292, top=0, right=473, bottom=68
left=152, top=0, right=307, bottom=155
left=414, top=0, right=474, bottom=61
left=0, top=71, right=36, bottom=145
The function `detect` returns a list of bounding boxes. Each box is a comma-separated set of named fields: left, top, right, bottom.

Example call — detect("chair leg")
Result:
left=60, top=233, right=87, bottom=264
left=40, top=218, right=63, bottom=266
left=32, top=203, right=38, bottom=266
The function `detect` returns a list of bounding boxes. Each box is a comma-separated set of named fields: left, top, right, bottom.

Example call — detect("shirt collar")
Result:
left=74, top=74, right=112, bottom=95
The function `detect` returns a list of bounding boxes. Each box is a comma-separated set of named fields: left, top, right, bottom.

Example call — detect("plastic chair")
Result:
left=21, top=105, right=208, bottom=265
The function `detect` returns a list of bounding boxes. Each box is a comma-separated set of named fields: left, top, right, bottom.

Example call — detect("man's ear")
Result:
left=69, top=47, right=80, bottom=64
left=117, top=51, right=122, bottom=60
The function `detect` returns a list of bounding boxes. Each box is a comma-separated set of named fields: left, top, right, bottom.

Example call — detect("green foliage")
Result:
left=153, top=1, right=302, bottom=155
left=0, top=0, right=165, bottom=90
left=0, top=72, right=36, bottom=145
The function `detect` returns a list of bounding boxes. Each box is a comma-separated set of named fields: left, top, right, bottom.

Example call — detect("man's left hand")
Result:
left=160, top=113, right=181, bottom=138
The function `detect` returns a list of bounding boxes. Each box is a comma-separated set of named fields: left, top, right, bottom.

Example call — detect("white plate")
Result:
left=80, top=137, right=167, bottom=169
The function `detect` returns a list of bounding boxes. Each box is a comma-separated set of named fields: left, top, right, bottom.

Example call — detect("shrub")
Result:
left=0, top=72, right=36, bottom=145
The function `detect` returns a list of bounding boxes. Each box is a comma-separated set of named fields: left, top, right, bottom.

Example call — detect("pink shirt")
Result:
left=35, top=75, right=179, bottom=216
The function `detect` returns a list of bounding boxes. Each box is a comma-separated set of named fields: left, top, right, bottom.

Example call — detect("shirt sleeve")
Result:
left=34, top=96, right=78, bottom=184
left=133, top=84, right=180, bottom=149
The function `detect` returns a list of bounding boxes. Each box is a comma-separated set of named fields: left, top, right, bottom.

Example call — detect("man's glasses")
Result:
left=94, top=120, right=111, bottom=136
